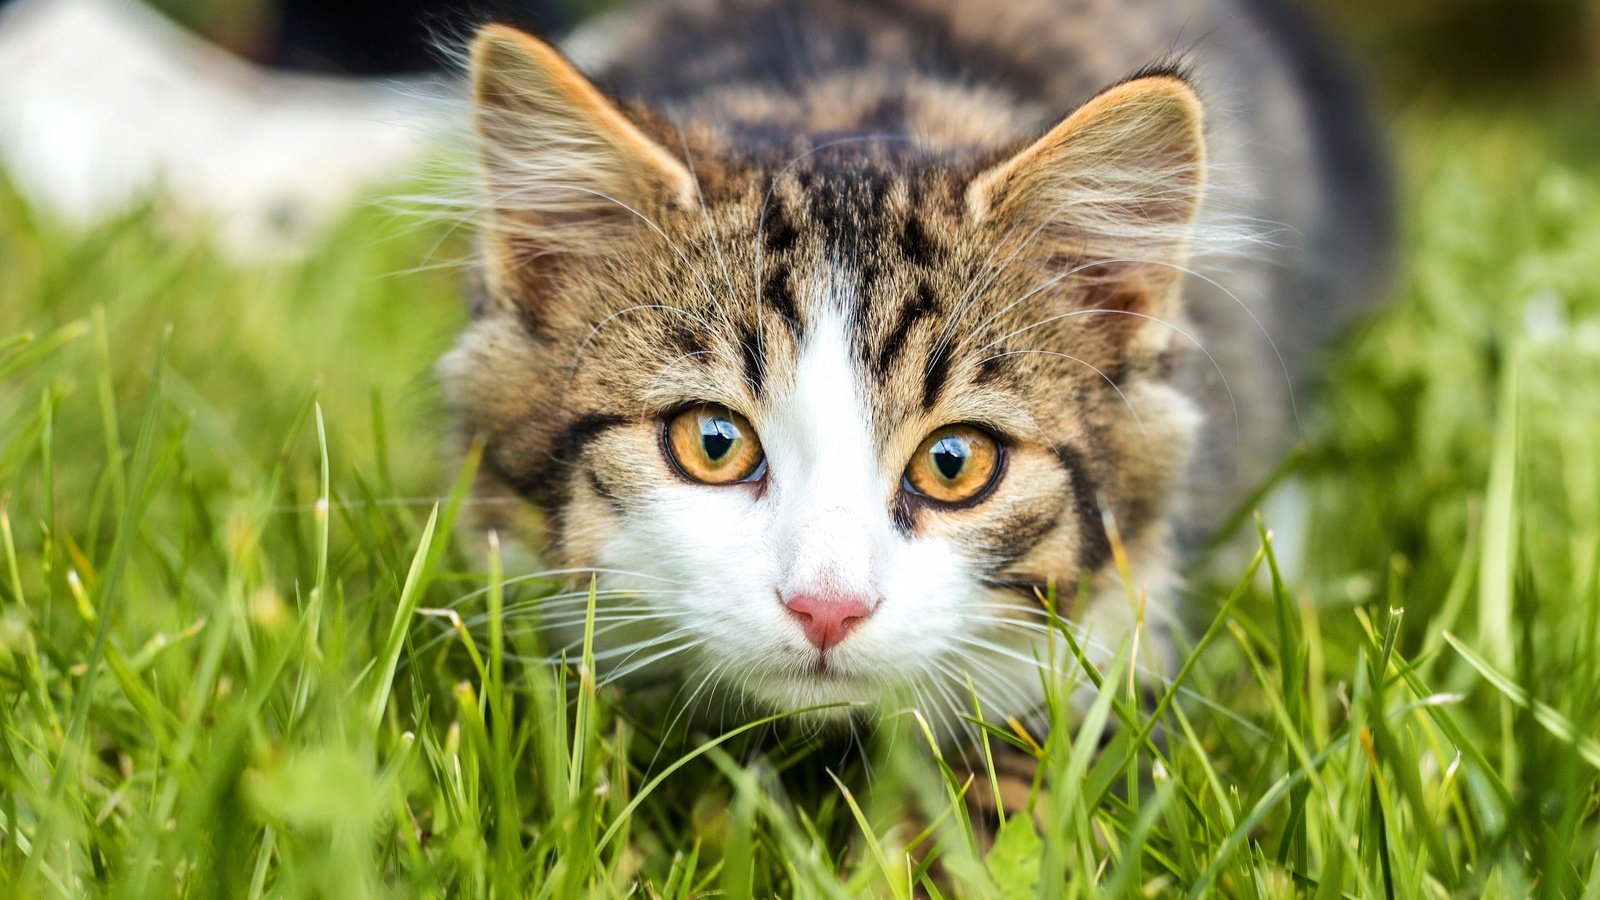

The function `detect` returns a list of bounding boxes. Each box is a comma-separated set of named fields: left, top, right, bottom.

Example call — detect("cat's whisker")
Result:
left=639, top=350, right=719, bottom=418
left=565, top=302, right=726, bottom=395
left=440, top=612, right=670, bottom=647
left=951, top=655, right=1036, bottom=714
left=489, top=586, right=679, bottom=604
left=415, top=582, right=678, bottom=653
left=844, top=717, right=874, bottom=789
left=501, top=589, right=679, bottom=605
left=526, top=610, right=682, bottom=629
left=952, top=623, right=1270, bottom=739
left=930, top=656, right=1036, bottom=727
left=976, top=347, right=1154, bottom=451
left=509, top=628, right=693, bottom=674
left=671, top=124, right=752, bottom=395
left=562, top=623, right=696, bottom=659
left=598, top=637, right=707, bottom=687
left=646, top=657, right=731, bottom=774
left=919, top=663, right=969, bottom=734
left=267, top=495, right=529, bottom=513
left=435, top=567, right=687, bottom=610
left=493, top=587, right=677, bottom=604
left=983, top=306, right=1242, bottom=451
left=923, top=666, right=982, bottom=747
left=390, top=189, right=513, bottom=279
left=963, top=255, right=1134, bottom=348
left=490, top=603, right=675, bottom=627
left=511, top=618, right=670, bottom=659
left=980, top=251, right=1293, bottom=429
left=1144, top=258, right=1301, bottom=431
left=935, top=202, right=1102, bottom=369
left=483, top=178, right=725, bottom=311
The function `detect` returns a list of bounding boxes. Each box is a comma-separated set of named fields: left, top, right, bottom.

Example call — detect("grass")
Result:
left=3, top=98, right=1600, bottom=896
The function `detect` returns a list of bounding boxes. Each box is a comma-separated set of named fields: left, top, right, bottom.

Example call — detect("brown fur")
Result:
left=440, top=0, right=1389, bottom=737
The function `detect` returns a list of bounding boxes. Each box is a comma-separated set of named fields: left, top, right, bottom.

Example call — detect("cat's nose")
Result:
left=783, top=592, right=873, bottom=650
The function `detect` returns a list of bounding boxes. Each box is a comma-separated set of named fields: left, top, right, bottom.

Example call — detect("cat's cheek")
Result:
left=589, top=482, right=793, bottom=642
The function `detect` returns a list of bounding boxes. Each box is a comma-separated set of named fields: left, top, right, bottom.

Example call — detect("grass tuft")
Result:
left=2, top=104, right=1600, bottom=895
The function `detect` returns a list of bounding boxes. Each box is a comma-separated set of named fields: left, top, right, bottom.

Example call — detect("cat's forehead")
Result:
left=683, top=141, right=984, bottom=249
left=672, top=150, right=997, bottom=335
left=575, top=149, right=1067, bottom=435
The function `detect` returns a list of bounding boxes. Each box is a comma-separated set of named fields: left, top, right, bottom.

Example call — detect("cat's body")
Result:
left=442, top=0, right=1389, bottom=734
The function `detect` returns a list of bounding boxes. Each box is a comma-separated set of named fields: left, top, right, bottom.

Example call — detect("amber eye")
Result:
left=664, top=405, right=766, bottom=484
left=904, top=425, right=1002, bottom=505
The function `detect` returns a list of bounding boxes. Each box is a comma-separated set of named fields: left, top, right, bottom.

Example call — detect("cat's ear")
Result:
left=967, top=74, right=1206, bottom=335
left=469, top=24, right=694, bottom=257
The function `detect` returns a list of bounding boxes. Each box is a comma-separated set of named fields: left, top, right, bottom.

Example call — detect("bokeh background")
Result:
left=4, top=0, right=1600, bottom=894
left=124, top=0, right=1600, bottom=98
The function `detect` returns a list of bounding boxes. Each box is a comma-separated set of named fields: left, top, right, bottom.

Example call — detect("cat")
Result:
left=439, top=0, right=1391, bottom=739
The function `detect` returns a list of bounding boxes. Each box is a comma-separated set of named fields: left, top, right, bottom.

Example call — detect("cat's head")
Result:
left=441, top=25, right=1206, bottom=724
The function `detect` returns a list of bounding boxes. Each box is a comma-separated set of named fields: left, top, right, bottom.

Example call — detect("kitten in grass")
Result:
left=440, top=0, right=1389, bottom=740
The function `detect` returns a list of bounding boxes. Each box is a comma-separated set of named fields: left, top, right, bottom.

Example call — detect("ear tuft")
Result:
left=469, top=24, right=694, bottom=252
left=967, top=75, right=1209, bottom=360
left=968, top=74, right=1207, bottom=261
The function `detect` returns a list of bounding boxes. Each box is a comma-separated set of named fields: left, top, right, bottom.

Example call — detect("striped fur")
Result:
left=440, top=0, right=1389, bottom=741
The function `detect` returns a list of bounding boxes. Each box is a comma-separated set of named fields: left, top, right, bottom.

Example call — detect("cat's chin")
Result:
left=740, top=668, right=886, bottom=720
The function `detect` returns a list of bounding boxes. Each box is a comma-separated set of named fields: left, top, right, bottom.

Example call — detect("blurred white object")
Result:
left=0, top=0, right=456, bottom=256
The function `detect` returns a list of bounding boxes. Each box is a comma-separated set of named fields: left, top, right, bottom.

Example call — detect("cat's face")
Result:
left=442, top=26, right=1205, bottom=724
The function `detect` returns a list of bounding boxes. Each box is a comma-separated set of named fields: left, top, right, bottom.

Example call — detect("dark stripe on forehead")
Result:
left=762, top=266, right=802, bottom=338
left=665, top=320, right=707, bottom=356
left=976, top=351, right=1017, bottom=384
left=898, top=216, right=938, bottom=266
left=874, top=282, right=937, bottom=377
left=854, top=261, right=880, bottom=308
left=921, top=340, right=953, bottom=411
left=737, top=323, right=766, bottom=397
left=850, top=262, right=880, bottom=355
left=761, top=202, right=799, bottom=254
left=1053, top=444, right=1112, bottom=575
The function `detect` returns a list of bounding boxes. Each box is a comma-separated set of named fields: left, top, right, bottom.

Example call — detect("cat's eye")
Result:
left=663, top=404, right=766, bottom=484
left=904, top=425, right=1002, bottom=505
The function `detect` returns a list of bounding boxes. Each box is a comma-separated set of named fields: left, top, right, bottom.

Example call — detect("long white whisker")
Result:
left=599, top=638, right=706, bottom=686
left=493, top=182, right=724, bottom=312
left=975, top=347, right=1154, bottom=451
left=952, top=625, right=1269, bottom=739
left=566, top=303, right=723, bottom=392
left=440, top=567, right=687, bottom=609
left=980, top=307, right=1241, bottom=451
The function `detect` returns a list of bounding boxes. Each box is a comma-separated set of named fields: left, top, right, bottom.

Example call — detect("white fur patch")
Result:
left=544, top=266, right=1190, bottom=738
left=582, top=266, right=1027, bottom=727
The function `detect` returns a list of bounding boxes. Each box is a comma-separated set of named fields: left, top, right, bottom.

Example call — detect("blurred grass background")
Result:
left=4, top=0, right=1600, bottom=895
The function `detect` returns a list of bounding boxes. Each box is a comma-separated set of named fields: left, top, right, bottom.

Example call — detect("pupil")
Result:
left=700, top=417, right=737, bottom=462
left=931, top=437, right=967, bottom=481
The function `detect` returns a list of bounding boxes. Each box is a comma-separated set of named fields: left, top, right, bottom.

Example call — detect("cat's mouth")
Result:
left=805, top=654, right=846, bottom=680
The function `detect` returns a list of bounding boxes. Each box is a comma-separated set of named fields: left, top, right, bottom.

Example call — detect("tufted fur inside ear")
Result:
left=469, top=25, right=695, bottom=257
left=967, top=75, right=1207, bottom=349
left=968, top=74, right=1206, bottom=257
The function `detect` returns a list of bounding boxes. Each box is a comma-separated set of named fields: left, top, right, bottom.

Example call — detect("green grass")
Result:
left=3, top=103, right=1600, bottom=896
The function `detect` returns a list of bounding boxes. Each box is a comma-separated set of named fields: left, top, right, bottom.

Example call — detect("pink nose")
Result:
left=784, top=592, right=873, bottom=650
